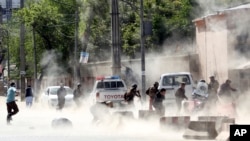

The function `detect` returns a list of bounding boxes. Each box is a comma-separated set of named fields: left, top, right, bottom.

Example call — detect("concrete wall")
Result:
left=80, top=54, right=200, bottom=90
left=195, top=8, right=250, bottom=87
left=195, top=14, right=229, bottom=84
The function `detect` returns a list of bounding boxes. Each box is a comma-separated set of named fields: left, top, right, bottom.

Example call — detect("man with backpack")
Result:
left=146, top=82, right=159, bottom=110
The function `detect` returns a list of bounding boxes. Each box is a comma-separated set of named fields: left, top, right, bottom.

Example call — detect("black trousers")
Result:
left=6, top=101, right=19, bottom=119
left=153, top=103, right=165, bottom=116
left=58, top=99, right=65, bottom=110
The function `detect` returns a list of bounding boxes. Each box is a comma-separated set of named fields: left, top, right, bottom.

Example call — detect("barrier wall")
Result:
left=183, top=121, right=218, bottom=140
left=216, top=120, right=235, bottom=141
left=138, top=110, right=158, bottom=120
left=160, top=116, right=190, bottom=130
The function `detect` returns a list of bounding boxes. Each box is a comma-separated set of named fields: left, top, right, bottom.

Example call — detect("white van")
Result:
left=158, top=72, right=195, bottom=106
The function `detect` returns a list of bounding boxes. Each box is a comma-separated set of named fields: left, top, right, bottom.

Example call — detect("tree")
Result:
left=119, top=0, right=196, bottom=57
left=16, top=0, right=77, bottom=85
left=6, top=0, right=211, bottom=80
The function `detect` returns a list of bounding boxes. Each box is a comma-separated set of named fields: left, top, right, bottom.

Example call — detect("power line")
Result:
left=56, top=28, right=75, bottom=38
left=41, top=21, right=76, bottom=28
left=50, top=0, right=77, bottom=8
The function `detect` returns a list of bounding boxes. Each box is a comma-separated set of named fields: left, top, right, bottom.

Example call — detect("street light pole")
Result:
left=140, top=0, right=146, bottom=103
left=7, top=31, right=10, bottom=87
left=32, top=26, right=37, bottom=98
left=111, top=0, right=121, bottom=76
left=74, top=6, right=79, bottom=85
left=20, top=0, right=26, bottom=101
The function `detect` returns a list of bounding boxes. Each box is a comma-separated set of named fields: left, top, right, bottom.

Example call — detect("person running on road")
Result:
left=146, top=82, right=159, bottom=111
left=25, top=85, right=34, bottom=108
left=90, top=101, right=113, bottom=124
left=124, top=84, right=141, bottom=107
left=57, top=83, right=67, bottom=110
left=153, top=88, right=166, bottom=116
left=73, top=83, right=83, bottom=107
left=218, top=79, right=237, bottom=101
left=208, top=76, right=219, bottom=100
left=175, top=82, right=188, bottom=114
left=6, top=82, right=19, bottom=125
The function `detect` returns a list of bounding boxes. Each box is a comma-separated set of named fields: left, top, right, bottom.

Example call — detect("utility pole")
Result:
left=140, top=0, right=146, bottom=103
left=0, top=5, right=2, bottom=24
left=74, top=6, right=79, bottom=85
left=20, top=0, right=26, bottom=101
left=32, top=26, right=37, bottom=97
left=7, top=31, right=10, bottom=88
left=111, top=0, right=121, bottom=76
left=6, top=0, right=12, bottom=21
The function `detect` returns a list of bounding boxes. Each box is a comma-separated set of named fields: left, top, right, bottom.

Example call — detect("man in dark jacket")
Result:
left=73, top=83, right=83, bottom=107
left=146, top=82, right=159, bottom=111
left=153, top=88, right=166, bottom=116
left=25, top=85, right=33, bottom=108
left=57, top=83, right=67, bottom=110
left=218, top=79, right=237, bottom=100
left=175, top=83, right=188, bottom=114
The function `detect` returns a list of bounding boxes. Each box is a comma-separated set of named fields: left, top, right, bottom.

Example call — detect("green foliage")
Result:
left=6, top=0, right=250, bottom=79
left=119, top=0, right=196, bottom=57
left=16, top=0, right=77, bottom=77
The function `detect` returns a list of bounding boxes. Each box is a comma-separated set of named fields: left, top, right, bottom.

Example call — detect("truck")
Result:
left=89, top=75, right=128, bottom=105
left=158, top=72, right=196, bottom=111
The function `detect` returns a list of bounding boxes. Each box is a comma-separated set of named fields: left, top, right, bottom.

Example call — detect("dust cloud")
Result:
left=4, top=1, right=250, bottom=141
left=0, top=97, right=184, bottom=141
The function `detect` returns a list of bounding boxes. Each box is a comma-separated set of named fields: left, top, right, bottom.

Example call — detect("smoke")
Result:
left=39, top=50, right=70, bottom=91
left=0, top=97, right=184, bottom=141
left=194, top=0, right=250, bottom=16
left=194, top=0, right=225, bottom=16
left=190, top=1, right=250, bottom=125
left=6, top=1, right=250, bottom=140
left=235, top=91, right=250, bottom=123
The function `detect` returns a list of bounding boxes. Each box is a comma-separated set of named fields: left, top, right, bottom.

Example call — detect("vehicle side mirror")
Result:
left=46, top=89, right=49, bottom=95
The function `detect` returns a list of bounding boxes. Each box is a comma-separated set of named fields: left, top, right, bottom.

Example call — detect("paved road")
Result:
left=0, top=96, right=215, bottom=141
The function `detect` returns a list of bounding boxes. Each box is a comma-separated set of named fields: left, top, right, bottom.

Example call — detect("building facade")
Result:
left=194, top=3, right=250, bottom=90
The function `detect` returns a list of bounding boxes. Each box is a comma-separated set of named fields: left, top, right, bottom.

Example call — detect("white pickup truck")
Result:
left=89, top=76, right=127, bottom=104
left=158, top=72, right=196, bottom=111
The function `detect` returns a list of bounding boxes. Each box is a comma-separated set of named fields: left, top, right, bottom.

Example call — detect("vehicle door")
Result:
left=160, top=75, right=175, bottom=102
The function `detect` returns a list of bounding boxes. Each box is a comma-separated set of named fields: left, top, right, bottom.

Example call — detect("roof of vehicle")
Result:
left=46, top=86, right=71, bottom=89
left=93, top=76, right=127, bottom=90
left=95, top=79, right=124, bottom=82
left=95, top=75, right=125, bottom=82
left=160, top=72, right=191, bottom=77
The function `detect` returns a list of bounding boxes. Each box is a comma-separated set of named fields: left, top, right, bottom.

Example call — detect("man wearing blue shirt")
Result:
left=6, top=82, right=19, bottom=124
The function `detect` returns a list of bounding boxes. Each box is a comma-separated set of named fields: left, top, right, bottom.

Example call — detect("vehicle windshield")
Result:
left=96, top=81, right=125, bottom=89
left=162, top=75, right=191, bottom=86
left=49, top=87, right=73, bottom=95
